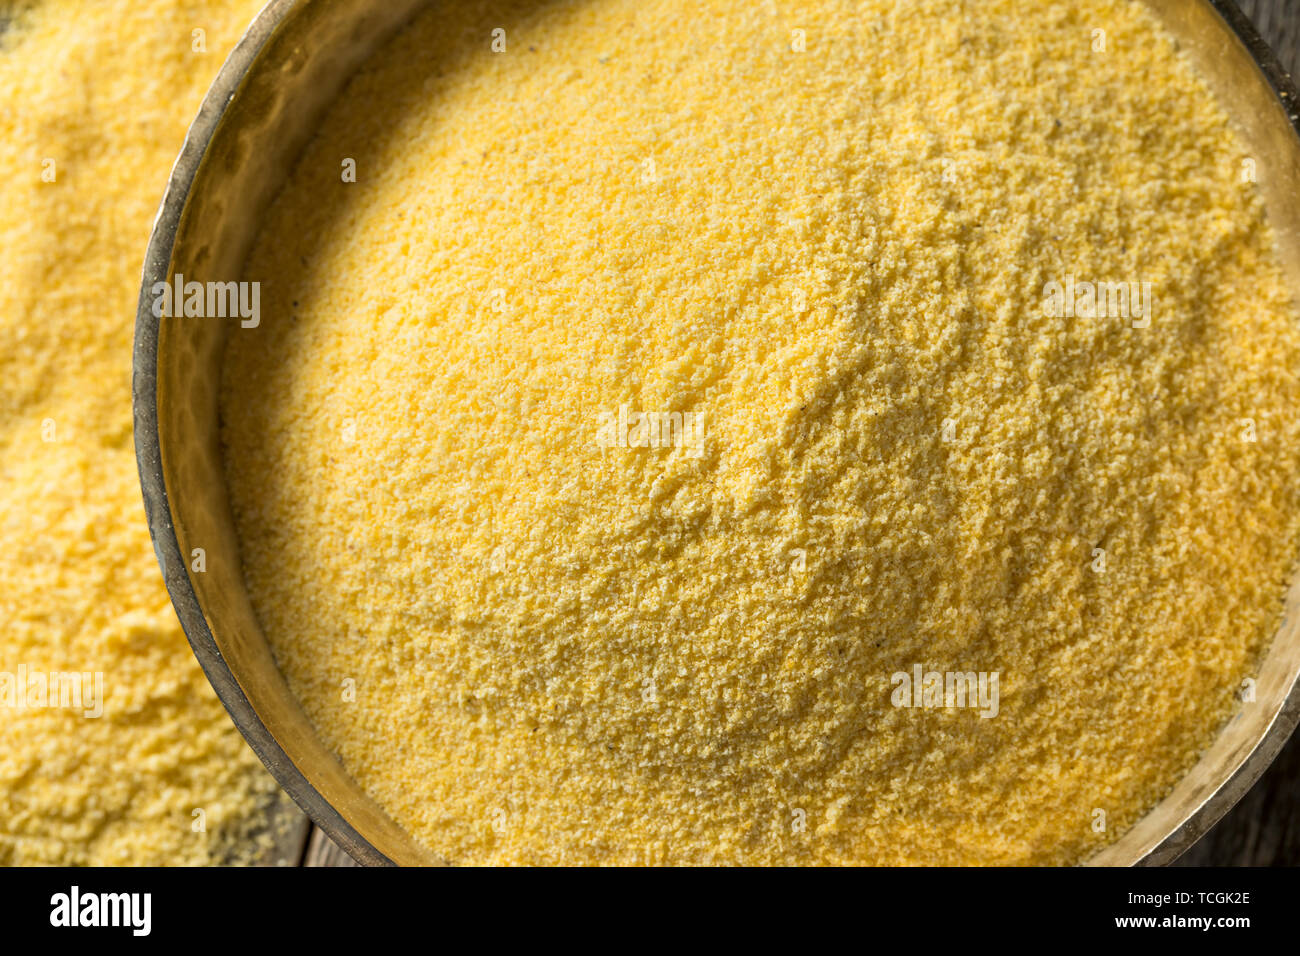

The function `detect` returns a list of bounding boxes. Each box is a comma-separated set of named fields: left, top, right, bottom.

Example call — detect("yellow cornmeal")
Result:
left=0, top=0, right=278, bottom=865
left=224, top=0, right=1300, bottom=865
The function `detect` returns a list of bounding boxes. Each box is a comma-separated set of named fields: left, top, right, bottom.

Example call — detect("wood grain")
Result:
left=302, top=0, right=1300, bottom=868
left=302, top=826, right=361, bottom=868
left=1239, top=0, right=1300, bottom=73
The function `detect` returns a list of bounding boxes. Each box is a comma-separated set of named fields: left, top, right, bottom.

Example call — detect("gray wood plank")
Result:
left=302, top=826, right=362, bottom=868
left=1239, top=0, right=1300, bottom=74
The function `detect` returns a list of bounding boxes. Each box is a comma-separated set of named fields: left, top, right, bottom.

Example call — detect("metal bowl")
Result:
left=133, top=0, right=1300, bottom=866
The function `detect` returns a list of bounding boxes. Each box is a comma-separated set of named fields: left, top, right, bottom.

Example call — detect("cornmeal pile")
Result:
left=0, top=0, right=278, bottom=865
left=224, top=0, right=1300, bottom=864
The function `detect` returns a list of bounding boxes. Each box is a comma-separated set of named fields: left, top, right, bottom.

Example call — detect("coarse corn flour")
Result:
left=0, top=0, right=279, bottom=865
left=221, top=0, right=1300, bottom=866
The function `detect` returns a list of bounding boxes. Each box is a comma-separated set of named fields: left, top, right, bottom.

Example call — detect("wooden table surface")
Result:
left=297, top=0, right=1300, bottom=868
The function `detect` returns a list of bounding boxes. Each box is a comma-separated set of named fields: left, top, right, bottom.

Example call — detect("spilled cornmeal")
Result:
left=0, top=0, right=278, bottom=864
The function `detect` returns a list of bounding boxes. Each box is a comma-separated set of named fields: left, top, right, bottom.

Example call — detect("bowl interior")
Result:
left=135, top=0, right=1300, bottom=866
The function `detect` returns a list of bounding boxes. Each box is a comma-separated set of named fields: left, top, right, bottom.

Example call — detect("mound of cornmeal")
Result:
left=224, top=0, right=1300, bottom=864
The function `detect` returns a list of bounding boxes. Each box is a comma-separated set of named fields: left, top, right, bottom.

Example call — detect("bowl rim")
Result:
left=133, top=0, right=1300, bottom=867
left=132, top=0, right=397, bottom=867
